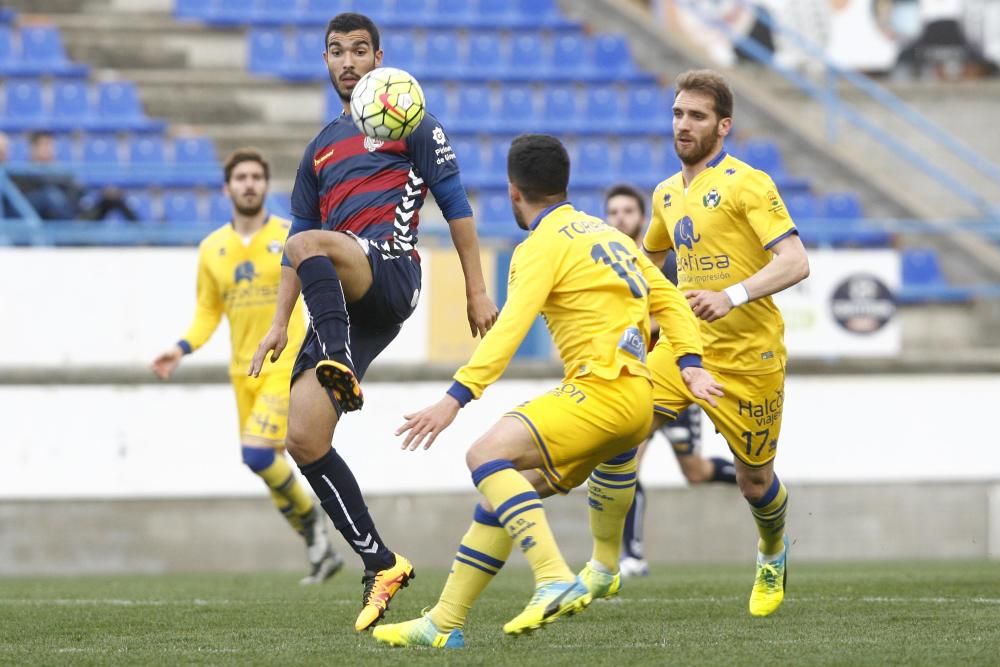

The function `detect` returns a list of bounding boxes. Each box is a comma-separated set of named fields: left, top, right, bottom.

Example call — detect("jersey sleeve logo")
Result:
left=673, top=216, right=701, bottom=250
left=313, top=148, right=336, bottom=169
left=702, top=188, right=722, bottom=209
left=432, top=126, right=446, bottom=145
left=234, top=261, right=257, bottom=284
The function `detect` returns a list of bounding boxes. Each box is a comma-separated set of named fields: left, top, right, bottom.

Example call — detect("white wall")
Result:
left=3, top=374, right=997, bottom=499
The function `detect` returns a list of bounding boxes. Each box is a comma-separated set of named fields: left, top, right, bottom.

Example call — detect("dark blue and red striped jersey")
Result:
left=290, top=111, right=459, bottom=259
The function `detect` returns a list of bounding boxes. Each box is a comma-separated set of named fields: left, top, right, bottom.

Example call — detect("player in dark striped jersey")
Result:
left=250, top=13, right=498, bottom=632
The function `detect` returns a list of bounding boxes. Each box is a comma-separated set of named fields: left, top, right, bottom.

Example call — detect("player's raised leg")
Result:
left=283, top=231, right=373, bottom=411
left=286, top=371, right=413, bottom=630
left=737, top=458, right=789, bottom=616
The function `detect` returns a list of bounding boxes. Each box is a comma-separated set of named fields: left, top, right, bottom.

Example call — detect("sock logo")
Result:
left=353, top=533, right=380, bottom=554
left=519, top=536, right=537, bottom=552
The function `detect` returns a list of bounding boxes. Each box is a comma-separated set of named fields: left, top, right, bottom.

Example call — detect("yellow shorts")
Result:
left=648, top=345, right=785, bottom=467
left=505, top=373, right=653, bottom=494
left=232, top=370, right=291, bottom=448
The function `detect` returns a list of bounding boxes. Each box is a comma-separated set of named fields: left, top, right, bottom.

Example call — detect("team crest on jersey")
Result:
left=673, top=215, right=701, bottom=250
left=364, top=136, right=384, bottom=152
left=432, top=126, right=446, bottom=145
left=267, top=240, right=282, bottom=254
left=662, top=193, right=672, bottom=208
left=766, top=189, right=784, bottom=213
left=234, top=261, right=256, bottom=284
left=703, top=188, right=722, bottom=209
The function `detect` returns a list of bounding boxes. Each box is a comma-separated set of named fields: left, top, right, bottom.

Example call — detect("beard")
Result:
left=674, top=131, right=719, bottom=166
left=331, top=72, right=352, bottom=102
left=232, top=195, right=264, bottom=217
left=512, top=202, right=529, bottom=231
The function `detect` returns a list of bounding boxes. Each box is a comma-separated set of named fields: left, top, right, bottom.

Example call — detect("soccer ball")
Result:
left=350, top=67, right=426, bottom=141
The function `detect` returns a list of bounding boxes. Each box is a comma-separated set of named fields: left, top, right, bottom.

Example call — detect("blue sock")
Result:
left=299, top=448, right=394, bottom=571
left=621, top=479, right=645, bottom=560
left=296, top=255, right=354, bottom=371
left=710, top=457, right=737, bottom=484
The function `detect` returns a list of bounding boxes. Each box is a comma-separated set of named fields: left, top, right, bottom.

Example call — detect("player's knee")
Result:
left=284, top=230, right=324, bottom=266
left=241, top=445, right=276, bottom=473
left=737, top=474, right=770, bottom=503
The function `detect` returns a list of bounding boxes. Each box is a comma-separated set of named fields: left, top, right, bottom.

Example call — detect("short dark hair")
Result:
left=674, top=69, right=734, bottom=120
left=325, top=12, right=380, bottom=52
left=507, top=134, right=570, bottom=203
left=223, top=147, right=270, bottom=183
left=29, top=130, right=54, bottom=145
left=605, top=183, right=646, bottom=218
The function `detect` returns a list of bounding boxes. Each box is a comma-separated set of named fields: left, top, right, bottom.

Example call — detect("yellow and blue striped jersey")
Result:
left=180, top=214, right=306, bottom=377
left=452, top=202, right=703, bottom=401
left=643, top=152, right=796, bottom=374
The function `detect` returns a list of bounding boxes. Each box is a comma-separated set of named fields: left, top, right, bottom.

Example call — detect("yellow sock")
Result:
left=473, top=461, right=574, bottom=586
left=428, top=505, right=512, bottom=631
left=749, top=475, right=788, bottom=556
left=269, top=490, right=304, bottom=534
left=588, top=450, right=638, bottom=571
left=255, top=450, right=315, bottom=524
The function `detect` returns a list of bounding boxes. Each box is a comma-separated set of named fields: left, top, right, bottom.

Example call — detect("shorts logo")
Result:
left=673, top=216, right=701, bottom=250
left=703, top=188, right=722, bottom=209
left=550, top=383, right=586, bottom=403
left=234, top=261, right=256, bottom=284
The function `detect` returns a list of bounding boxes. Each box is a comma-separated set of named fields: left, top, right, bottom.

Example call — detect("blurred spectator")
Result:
left=0, top=131, right=9, bottom=163
left=11, top=131, right=137, bottom=221
left=895, top=0, right=999, bottom=79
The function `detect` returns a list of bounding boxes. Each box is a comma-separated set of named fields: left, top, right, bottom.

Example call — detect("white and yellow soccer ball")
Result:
left=349, top=67, right=426, bottom=141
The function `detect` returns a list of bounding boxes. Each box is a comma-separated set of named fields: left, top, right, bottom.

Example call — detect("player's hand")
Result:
left=685, top=290, right=733, bottom=322
left=249, top=325, right=288, bottom=377
left=396, top=395, right=461, bottom=451
left=681, top=366, right=724, bottom=408
left=150, top=345, right=184, bottom=380
left=467, top=290, right=499, bottom=338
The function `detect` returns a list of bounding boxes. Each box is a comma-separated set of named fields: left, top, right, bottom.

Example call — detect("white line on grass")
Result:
left=0, top=598, right=359, bottom=607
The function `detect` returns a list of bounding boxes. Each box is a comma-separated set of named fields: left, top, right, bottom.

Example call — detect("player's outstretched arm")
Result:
left=248, top=265, right=300, bottom=377
left=396, top=394, right=461, bottom=451
left=447, top=216, right=499, bottom=337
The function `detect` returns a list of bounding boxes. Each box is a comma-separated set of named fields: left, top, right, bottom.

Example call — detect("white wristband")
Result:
left=724, top=283, right=749, bottom=307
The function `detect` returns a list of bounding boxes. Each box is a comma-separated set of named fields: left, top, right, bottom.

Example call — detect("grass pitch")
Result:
left=2, top=561, right=998, bottom=666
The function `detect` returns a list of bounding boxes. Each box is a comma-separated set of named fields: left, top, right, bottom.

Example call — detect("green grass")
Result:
left=2, top=561, right=999, bottom=666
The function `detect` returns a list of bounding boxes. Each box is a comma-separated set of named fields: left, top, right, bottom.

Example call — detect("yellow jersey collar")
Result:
left=529, top=201, right=572, bottom=231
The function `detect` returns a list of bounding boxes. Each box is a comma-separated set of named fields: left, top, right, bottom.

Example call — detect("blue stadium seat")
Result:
left=281, top=30, right=325, bottom=81
left=203, top=0, right=249, bottom=27
left=383, top=31, right=419, bottom=72
left=475, top=0, right=517, bottom=28
left=394, top=0, right=434, bottom=28
left=513, top=0, right=577, bottom=29
left=548, top=33, right=588, bottom=80
left=129, top=135, right=166, bottom=166
left=175, top=0, right=209, bottom=19
left=483, top=137, right=511, bottom=188
left=431, top=0, right=475, bottom=29
left=301, top=0, right=351, bottom=26
left=784, top=193, right=819, bottom=221
left=124, top=191, right=154, bottom=222
left=617, top=139, right=656, bottom=188
left=450, top=84, right=493, bottom=134
left=822, top=192, right=863, bottom=220
left=18, top=25, right=88, bottom=76
left=478, top=189, right=514, bottom=232
left=462, top=32, right=503, bottom=80
left=505, top=33, right=547, bottom=81
left=171, top=136, right=220, bottom=187
left=581, top=87, right=621, bottom=134
left=587, top=35, right=650, bottom=83
left=421, top=83, right=450, bottom=124
left=4, top=79, right=43, bottom=123
left=268, top=191, right=292, bottom=216
left=624, top=85, right=673, bottom=135
left=451, top=137, right=485, bottom=187
left=248, top=28, right=286, bottom=75
left=51, top=79, right=91, bottom=123
left=252, top=0, right=300, bottom=26
left=0, top=26, right=16, bottom=74
left=163, top=191, right=201, bottom=223
left=539, top=86, right=579, bottom=133
left=901, top=247, right=945, bottom=287
left=209, top=192, right=232, bottom=222
left=8, top=135, right=29, bottom=162
left=82, top=135, right=120, bottom=164
left=494, top=85, right=536, bottom=133
left=420, top=31, right=461, bottom=81
left=740, top=139, right=784, bottom=175
left=573, top=190, right=604, bottom=218
left=174, top=136, right=218, bottom=164
left=95, top=81, right=158, bottom=131
left=573, top=139, right=612, bottom=189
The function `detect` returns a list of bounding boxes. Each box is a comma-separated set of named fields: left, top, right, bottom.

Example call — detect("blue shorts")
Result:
left=657, top=405, right=702, bottom=456
left=292, top=244, right=422, bottom=409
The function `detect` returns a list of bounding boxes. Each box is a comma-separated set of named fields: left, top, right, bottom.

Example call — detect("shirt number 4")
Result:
left=591, top=241, right=648, bottom=298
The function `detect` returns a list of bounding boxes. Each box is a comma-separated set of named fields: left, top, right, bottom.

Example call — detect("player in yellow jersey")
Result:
left=641, top=71, right=811, bottom=617
left=151, top=148, right=343, bottom=585
left=370, top=135, right=723, bottom=649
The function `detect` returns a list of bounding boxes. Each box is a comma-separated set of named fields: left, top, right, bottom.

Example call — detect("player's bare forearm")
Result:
left=272, top=265, right=301, bottom=329
left=742, top=233, right=810, bottom=300
left=447, top=216, right=499, bottom=337
left=643, top=247, right=667, bottom=269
